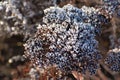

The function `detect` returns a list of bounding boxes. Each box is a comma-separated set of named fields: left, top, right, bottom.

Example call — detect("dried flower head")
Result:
left=105, top=48, right=120, bottom=72
left=24, top=4, right=103, bottom=75
left=102, top=0, right=120, bottom=16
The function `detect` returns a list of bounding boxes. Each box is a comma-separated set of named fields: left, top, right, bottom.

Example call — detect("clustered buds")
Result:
left=102, top=0, right=120, bottom=16
left=24, top=4, right=105, bottom=75
left=105, top=48, right=120, bottom=72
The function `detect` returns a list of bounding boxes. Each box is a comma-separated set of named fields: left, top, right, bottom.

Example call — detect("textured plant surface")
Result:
left=105, top=48, right=120, bottom=72
left=0, top=0, right=120, bottom=80
left=24, top=4, right=103, bottom=75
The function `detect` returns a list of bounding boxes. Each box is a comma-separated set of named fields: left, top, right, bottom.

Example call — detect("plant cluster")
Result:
left=24, top=4, right=113, bottom=76
left=105, top=48, right=120, bottom=72
left=0, top=0, right=53, bottom=38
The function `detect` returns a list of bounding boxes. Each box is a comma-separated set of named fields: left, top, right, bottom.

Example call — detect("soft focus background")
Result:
left=0, top=0, right=120, bottom=80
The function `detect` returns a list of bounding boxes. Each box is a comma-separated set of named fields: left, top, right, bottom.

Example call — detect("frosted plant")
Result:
left=102, top=0, right=120, bottom=16
left=0, top=0, right=34, bottom=37
left=0, top=0, right=51, bottom=38
left=29, top=68, right=40, bottom=80
left=117, top=8, right=120, bottom=16
left=105, top=48, right=120, bottom=72
left=24, top=4, right=105, bottom=75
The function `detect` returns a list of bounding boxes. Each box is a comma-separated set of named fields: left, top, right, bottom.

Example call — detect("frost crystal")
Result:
left=24, top=4, right=103, bottom=75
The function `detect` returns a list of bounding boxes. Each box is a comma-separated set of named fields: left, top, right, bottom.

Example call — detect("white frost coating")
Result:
left=105, top=47, right=120, bottom=72
left=25, top=4, right=104, bottom=75
left=81, top=6, right=99, bottom=14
